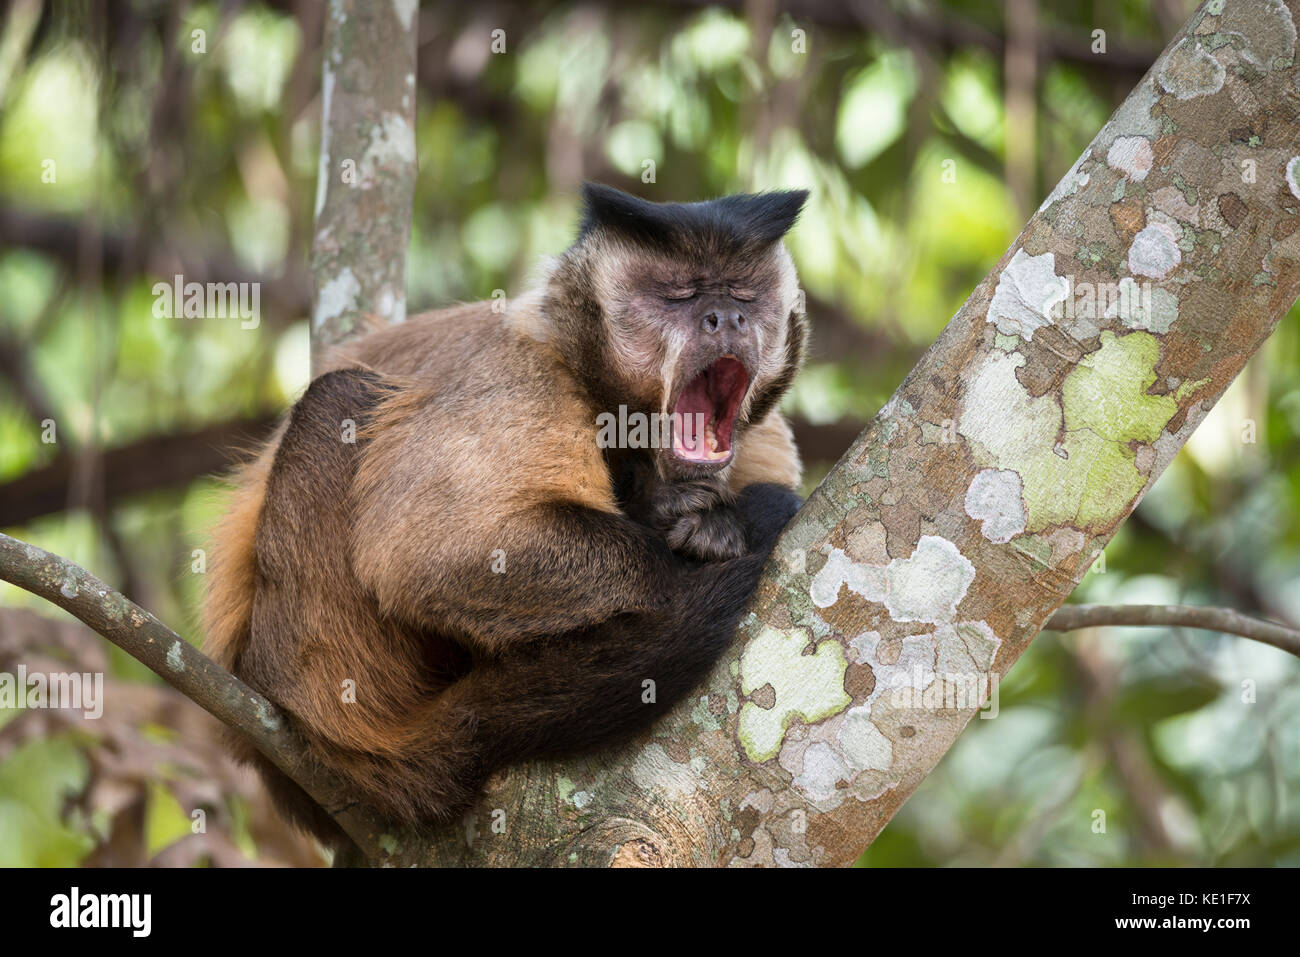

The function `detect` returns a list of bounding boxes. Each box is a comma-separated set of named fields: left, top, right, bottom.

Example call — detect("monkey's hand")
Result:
left=649, top=480, right=748, bottom=562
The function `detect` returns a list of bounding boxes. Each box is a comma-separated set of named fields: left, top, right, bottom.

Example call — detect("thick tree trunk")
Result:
left=379, top=0, right=1300, bottom=866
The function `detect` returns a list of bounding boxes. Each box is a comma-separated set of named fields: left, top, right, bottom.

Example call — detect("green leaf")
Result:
left=145, top=781, right=192, bottom=858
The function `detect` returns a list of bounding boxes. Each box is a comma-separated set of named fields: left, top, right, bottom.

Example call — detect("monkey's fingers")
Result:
left=665, top=506, right=748, bottom=562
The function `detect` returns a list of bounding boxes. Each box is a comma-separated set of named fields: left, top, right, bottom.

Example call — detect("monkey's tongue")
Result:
left=671, top=356, right=748, bottom=463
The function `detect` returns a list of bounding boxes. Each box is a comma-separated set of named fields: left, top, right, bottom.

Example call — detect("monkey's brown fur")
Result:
left=204, top=185, right=809, bottom=844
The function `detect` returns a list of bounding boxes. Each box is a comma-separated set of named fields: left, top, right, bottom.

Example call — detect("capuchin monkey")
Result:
left=204, top=183, right=809, bottom=846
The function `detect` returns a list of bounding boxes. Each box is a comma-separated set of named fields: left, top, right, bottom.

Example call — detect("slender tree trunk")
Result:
left=309, top=0, right=419, bottom=371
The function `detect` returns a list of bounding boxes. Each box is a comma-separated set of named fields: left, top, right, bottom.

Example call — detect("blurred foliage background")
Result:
left=0, top=0, right=1297, bottom=867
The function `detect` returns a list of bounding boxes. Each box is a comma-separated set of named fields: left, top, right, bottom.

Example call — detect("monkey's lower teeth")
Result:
left=706, top=422, right=718, bottom=451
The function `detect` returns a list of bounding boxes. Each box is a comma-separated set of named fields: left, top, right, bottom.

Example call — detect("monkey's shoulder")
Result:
left=292, top=315, right=616, bottom=524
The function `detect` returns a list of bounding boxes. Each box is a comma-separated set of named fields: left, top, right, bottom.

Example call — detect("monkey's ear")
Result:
left=578, top=182, right=678, bottom=248
left=577, top=181, right=809, bottom=250
left=723, top=189, right=809, bottom=245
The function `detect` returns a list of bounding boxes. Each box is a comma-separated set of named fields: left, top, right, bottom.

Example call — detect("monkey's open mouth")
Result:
left=671, top=356, right=748, bottom=464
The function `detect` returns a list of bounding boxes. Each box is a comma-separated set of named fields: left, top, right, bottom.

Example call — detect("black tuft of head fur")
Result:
left=577, top=182, right=807, bottom=255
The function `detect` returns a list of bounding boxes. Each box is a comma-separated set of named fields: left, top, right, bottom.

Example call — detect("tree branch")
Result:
left=0, top=531, right=401, bottom=865
left=0, top=414, right=280, bottom=528
left=1045, top=604, right=1300, bottom=660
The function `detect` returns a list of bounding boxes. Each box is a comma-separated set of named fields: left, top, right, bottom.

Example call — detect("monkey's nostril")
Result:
left=703, top=309, right=747, bottom=333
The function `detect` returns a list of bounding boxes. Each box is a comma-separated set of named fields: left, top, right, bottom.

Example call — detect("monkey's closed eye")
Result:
left=664, top=288, right=697, bottom=302
left=729, top=288, right=756, bottom=302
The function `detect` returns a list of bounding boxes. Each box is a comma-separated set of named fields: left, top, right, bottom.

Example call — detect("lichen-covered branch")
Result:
left=1046, top=603, right=1300, bottom=659
left=0, top=532, right=396, bottom=864
left=393, top=0, right=1300, bottom=867
left=309, top=0, right=418, bottom=370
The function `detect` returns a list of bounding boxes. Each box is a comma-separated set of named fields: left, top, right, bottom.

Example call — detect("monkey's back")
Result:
left=202, top=300, right=621, bottom=835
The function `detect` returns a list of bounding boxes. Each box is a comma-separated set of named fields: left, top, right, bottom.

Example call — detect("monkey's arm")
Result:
left=345, top=373, right=778, bottom=652
left=355, top=497, right=697, bottom=650
left=728, top=412, right=803, bottom=545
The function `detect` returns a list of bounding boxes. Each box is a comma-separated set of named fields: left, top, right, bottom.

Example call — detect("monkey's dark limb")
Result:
left=425, top=504, right=699, bottom=641
left=664, top=506, right=748, bottom=561
left=450, top=549, right=778, bottom=777
left=434, top=485, right=801, bottom=776
left=364, top=480, right=771, bottom=649
left=734, top=482, right=802, bottom=551
left=384, top=477, right=800, bottom=650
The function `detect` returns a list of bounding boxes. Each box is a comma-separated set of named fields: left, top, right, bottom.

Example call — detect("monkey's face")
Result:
left=604, top=251, right=800, bottom=480
left=543, top=183, right=809, bottom=481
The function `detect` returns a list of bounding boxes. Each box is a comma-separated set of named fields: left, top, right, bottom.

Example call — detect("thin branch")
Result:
left=0, top=531, right=399, bottom=865
left=1045, top=604, right=1300, bottom=660
left=0, top=413, right=280, bottom=527
left=657, top=0, right=1160, bottom=74
left=0, top=207, right=312, bottom=323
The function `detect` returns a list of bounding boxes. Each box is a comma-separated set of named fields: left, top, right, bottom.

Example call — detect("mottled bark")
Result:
left=309, top=0, right=418, bottom=370
left=380, top=0, right=1300, bottom=867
